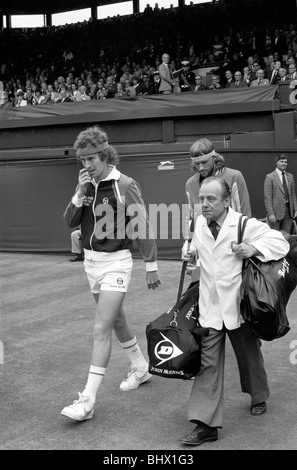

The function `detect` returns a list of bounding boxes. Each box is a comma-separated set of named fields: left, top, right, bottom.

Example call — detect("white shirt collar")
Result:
left=276, top=168, right=286, bottom=179
left=92, top=165, right=120, bottom=186
left=102, top=165, right=121, bottom=181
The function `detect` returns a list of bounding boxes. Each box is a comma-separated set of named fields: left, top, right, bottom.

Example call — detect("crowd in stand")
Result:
left=1, top=2, right=297, bottom=108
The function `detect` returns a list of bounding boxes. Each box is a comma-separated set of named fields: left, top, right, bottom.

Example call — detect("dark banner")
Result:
left=0, top=86, right=279, bottom=128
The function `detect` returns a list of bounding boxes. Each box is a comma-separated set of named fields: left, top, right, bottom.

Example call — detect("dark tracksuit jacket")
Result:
left=64, top=166, right=158, bottom=271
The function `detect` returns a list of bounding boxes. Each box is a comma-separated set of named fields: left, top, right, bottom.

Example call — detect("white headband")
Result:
left=191, top=149, right=216, bottom=162
left=76, top=141, right=109, bottom=157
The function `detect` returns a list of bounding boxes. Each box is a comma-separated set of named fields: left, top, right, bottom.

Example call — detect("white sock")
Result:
left=82, top=365, right=106, bottom=400
left=120, top=336, right=147, bottom=371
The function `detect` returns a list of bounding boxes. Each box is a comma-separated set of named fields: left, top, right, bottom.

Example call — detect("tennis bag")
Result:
left=146, top=279, right=209, bottom=380
left=239, top=216, right=297, bottom=341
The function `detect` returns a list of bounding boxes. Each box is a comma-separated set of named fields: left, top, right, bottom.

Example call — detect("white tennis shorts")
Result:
left=84, top=251, right=133, bottom=293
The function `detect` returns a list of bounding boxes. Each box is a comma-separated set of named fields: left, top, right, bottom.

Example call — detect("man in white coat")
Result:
left=180, top=177, right=289, bottom=446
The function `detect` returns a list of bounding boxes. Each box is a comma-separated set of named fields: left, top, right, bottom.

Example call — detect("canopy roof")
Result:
left=0, top=0, right=124, bottom=15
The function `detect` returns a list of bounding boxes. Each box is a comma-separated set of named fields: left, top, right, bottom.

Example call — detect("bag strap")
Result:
left=238, top=216, right=269, bottom=276
left=237, top=214, right=248, bottom=244
left=177, top=217, right=195, bottom=301
left=237, top=215, right=249, bottom=272
left=238, top=216, right=283, bottom=283
left=177, top=261, right=188, bottom=301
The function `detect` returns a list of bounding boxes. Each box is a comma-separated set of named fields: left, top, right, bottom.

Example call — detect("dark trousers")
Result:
left=269, top=203, right=293, bottom=233
left=188, top=323, right=269, bottom=427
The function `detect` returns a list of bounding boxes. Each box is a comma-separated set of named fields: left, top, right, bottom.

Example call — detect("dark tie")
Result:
left=282, top=171, right=289, bottom=202
left=209, top=221, right=219, bottom=240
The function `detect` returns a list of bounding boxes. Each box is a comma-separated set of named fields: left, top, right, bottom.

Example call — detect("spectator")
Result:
left=123, top=79, right=136, bottom=97
left=71, top=83, right=82, bottom=102
left=242, top=66, right=252, bottom=86
left=78, top=85, right=91, bottom=101
left=104, top=76, right=117, bottom=99
left=212, top=35, right=224, bottom=60
left=276, top=67, right=289, bottom=83
left=272, top=29, right=288, bottom=58
left=208, top=74, right=221, bottom=90
left=249, top=61, right=262, bottom=82
left=33, top=89, right=47, bottom=105
left=114, top=82, right=124, bottom=98
left=158, top=53, right=175, bottom=94
left=24, top=88, right=34, bottom=105
left=88, top=83, right=98, bottom=100
left=230, top=71, right=248, bottom=88
left=131, top=76, right=143, bottom=95
left=223, top=70, right=234, bottom=88
left=193, top=74, right=208, bottom=91
left=250, top=69, right=269, bottom=86
left=96, top=82, right=107, bottom=100
left=286, top=63, right=297, bottom=80
left=267, top=61, right=282, bottom=84
left=15, top=89, right=28, bottom=107
left=151, top=71, right=161, bottom=94
left=179, top=60, right=195, bottom=92
left=264, top=53, right=276, bottom=77
left=139, top=73, right=150, bottom=95
left=0, top=90, right=13, bottom=108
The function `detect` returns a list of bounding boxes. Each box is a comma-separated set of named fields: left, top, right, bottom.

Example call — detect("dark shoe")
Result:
left=69, top=254, right=84, bottom=262
left=250, top=401, right=266, bottom=415
left=179, top=424, right=218, bottom=446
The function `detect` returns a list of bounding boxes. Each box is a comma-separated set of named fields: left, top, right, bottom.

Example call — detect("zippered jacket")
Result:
left=64, top=167, right=157, bottom=270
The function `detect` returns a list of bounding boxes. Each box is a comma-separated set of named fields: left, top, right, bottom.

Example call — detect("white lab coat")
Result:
left=191, top=208, right=290, bottom=330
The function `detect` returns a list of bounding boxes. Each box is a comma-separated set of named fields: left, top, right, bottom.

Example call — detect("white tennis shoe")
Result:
left=120, top=365, right=152, bottom=391
left=61, top=392, right=95, bottom=421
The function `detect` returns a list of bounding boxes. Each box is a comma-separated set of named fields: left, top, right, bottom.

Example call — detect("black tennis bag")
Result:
left=239, top=216, right=297, bottom=341
left=146, top=271, right=209, bottom=380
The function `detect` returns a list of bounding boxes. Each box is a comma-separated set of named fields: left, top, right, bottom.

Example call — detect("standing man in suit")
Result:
left=158, top=53, right=175, bottom=94
left=180, top=177, right=289, bottom=447
left=264, top=154, right=297, bottom=233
